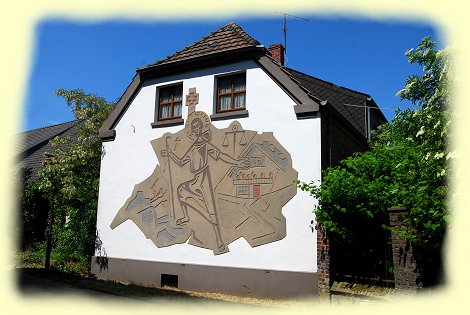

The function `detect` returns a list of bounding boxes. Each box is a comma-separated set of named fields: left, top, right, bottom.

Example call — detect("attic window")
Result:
left=216, top=73, right=246, bottom=113
left=43, top=153, right=54, bottom=165
left=158, top=84, right=183, bottom=121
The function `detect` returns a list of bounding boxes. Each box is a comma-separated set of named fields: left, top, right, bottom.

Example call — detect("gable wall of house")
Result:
left=96, top=59, right=321, bottom=274
left=330, top=115, right=367, bottom=167
left=320, top=106, right=372, bottom=170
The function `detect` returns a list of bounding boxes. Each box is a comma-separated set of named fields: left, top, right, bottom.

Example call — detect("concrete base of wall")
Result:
left=91, top=256, right=318, bottom=299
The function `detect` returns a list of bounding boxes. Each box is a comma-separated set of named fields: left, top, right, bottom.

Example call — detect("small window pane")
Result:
left=173, top=102, right=182, bottom=117
left=234, top=93, right=245, bottom=109
left=219, top=95, right=231, bottom=110
left=233, top=76, right=245, bottom=91
left=161, top=96, right=171, bottom=103
left=219, top=78, right=232, bottom=93
left=160, top=104, right=171, bottom=119
left=174, top=88, right=182, bottom=101
left=160, top=89, right=172, bottom=103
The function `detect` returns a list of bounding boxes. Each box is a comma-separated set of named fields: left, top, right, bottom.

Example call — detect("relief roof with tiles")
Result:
left=148, top=22, right=260, bottom=67
left=17, top=120, right=81, bottom=181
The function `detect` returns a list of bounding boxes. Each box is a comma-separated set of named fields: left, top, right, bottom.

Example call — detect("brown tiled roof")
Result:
left=148, top=22, right=260, bottom=67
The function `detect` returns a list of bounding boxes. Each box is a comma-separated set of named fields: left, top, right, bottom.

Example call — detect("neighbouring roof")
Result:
left=16, top=120, right=81, bottom=181
left=145, top=22, right=261, bottom=68
left=100, top=22, right=386, bottom=141
left=285, top=68, right=386, bottom=138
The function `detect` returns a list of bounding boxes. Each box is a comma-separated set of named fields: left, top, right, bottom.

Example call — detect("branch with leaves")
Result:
left=298, top=37, right=452, bottom=251
left=37, top=89, right=115, bottom=266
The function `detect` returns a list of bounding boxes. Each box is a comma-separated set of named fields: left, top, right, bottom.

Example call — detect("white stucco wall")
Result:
left=96, top=60, right=321, bottom=273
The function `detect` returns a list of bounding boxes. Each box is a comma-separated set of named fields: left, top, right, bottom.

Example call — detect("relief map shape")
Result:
left=110, top=110, right=298, bottom=255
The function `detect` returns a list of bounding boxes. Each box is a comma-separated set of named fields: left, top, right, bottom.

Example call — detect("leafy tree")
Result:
left=16, top=179, right=49, bottom=250
left=37, top=89, right=114, bottom=270
left=298, top=37, right=452, bottom=285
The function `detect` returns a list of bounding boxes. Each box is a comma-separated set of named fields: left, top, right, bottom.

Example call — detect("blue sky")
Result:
left=22, top=15, right=440, bottom=131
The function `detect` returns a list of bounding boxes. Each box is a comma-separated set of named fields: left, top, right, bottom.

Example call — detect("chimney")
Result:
left=268, top=43, right=285, bottom=67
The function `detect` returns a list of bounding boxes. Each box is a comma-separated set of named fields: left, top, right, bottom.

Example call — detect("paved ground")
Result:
left=17, top=268, right=135, bottom=301
left=12, top=267, right=275, bottom=308
left=9, top=268, right=283, bottom=314
left=14, top=267, right=224, bottom=303
left=15, top=267, right=397, bottom=307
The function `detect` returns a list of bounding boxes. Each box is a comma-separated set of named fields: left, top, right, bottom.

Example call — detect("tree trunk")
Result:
left=45, top=206, right=54, bottom=270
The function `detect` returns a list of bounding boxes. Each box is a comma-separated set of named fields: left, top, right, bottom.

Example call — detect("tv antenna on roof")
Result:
left=280, top=12, right=310, bottom=67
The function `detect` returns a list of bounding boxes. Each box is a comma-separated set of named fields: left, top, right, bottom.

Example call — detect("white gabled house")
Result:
left=93, top=22, right=386, bottom=299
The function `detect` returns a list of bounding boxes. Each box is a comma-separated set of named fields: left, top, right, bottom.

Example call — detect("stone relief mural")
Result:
left=110, top=106, right=298, bottom=255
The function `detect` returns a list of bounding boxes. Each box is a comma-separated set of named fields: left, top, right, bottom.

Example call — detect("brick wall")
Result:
left=388, top=207, right=423, bottom=291
left=316, top=223, right=331, bottom=294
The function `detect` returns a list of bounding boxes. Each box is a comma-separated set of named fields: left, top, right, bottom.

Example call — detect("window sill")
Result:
left=151, top=118, right=184, bottom=128
left=210, top=110, right=249, bottom=121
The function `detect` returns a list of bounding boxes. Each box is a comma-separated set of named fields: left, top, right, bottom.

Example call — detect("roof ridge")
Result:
left=147, top=22, right=260, bottom=67
left=151, top=24, right=230, bottom=66
left=229, top=22, right=260, bottom=46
